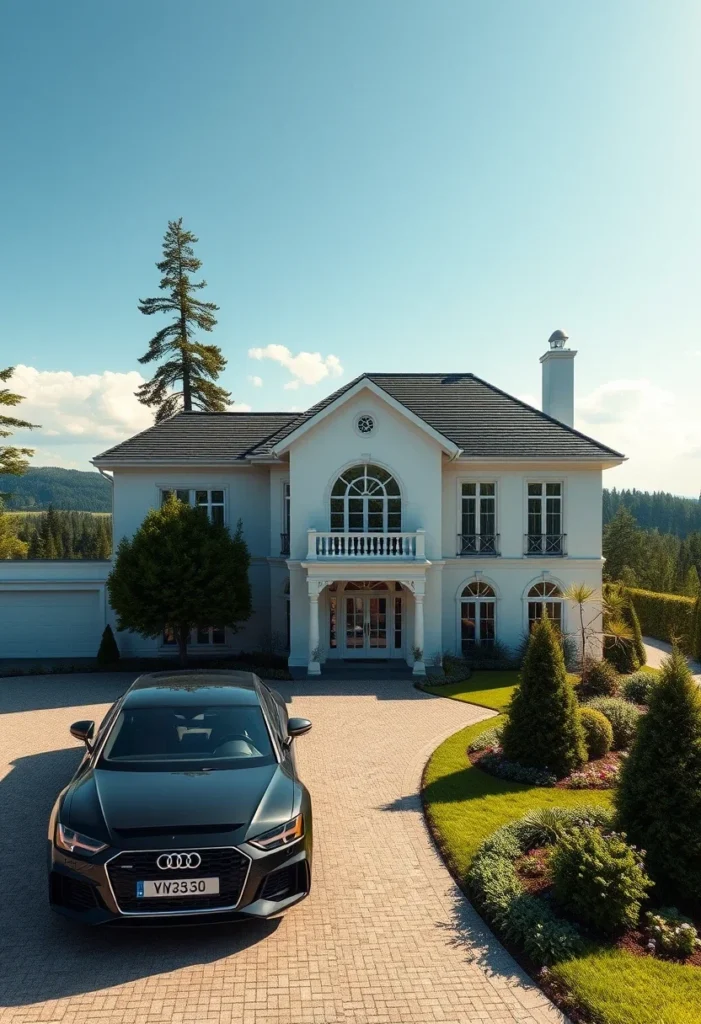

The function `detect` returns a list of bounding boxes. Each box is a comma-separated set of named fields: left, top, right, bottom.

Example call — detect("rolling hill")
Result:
left=0, top=467, right=112, bottom=512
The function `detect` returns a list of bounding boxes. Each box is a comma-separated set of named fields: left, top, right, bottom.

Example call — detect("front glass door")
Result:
left=344, top=594, right=390, bottom=656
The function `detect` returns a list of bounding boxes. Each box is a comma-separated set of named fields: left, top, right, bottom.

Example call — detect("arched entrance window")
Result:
left=527, top=582, right=563, bottom=631
left=330, top=464, right=401, bottom=532
left=460, top=581, right=496, bottom=649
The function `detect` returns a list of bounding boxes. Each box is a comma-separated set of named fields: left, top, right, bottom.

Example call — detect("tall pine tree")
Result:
left=135, top=219, right=231, bottom=422
left=0, top=367, right=39, bottom=482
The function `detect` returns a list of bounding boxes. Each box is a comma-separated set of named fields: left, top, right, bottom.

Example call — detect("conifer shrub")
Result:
left=501, top=615, right=586, bottom=778
left=96, top=625, right=120, bottom=666
left=616, top=648, right=701, bottom=904
left=578, top=707, right=613, bottom=760
left=551, top=827, right=652, bottom=935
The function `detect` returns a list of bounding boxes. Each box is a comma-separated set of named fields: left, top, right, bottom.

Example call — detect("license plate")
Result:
left=136, top=877, right=220, bottom=898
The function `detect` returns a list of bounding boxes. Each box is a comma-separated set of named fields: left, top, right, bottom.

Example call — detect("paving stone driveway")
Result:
left=0, top=673, right=565, bottom=1024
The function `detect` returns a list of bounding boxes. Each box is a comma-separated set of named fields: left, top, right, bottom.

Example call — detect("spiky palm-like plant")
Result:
left=136, top=219, right=231, bottom=422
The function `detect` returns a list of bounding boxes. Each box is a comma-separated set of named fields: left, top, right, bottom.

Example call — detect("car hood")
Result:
left=65, top=763, right=295, bottom=842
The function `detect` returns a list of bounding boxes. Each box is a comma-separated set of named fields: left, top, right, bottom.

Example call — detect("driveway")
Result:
left=0, top=672, right=565, bottom=1024
left=643, top=636, right=701, bottom=681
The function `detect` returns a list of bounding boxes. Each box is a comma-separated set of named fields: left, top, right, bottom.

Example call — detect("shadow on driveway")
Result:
left=0, top=744, right=278, bottom=1007
left=0, top=673, right=138, bottom=714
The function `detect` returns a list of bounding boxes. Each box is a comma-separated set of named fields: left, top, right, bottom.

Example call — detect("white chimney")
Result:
left=540, top=330, right=576, bottom=426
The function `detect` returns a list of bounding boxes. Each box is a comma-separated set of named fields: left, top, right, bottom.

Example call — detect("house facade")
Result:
left=83, top=335, right=622, bottom=676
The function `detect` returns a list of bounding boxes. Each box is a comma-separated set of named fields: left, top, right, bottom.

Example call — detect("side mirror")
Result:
left=70, top=720, right=95, bottom=751
left=286, top=717, right=312, bottom=742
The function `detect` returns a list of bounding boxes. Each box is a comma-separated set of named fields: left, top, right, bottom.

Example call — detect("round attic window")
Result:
left=356, top=414, right=375, bottom=435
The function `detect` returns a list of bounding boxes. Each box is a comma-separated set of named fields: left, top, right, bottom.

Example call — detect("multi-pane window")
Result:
left=394, top=596, right=402, bottom=649
left=281, top=482, right=291, bottom=555
left=526, top=482, right=562, bottom=554
left=330, top=464, right=401, bottom=533
left=460, top=483, right=496, bottom=554
left=460, top=581, right=496, bottom=649
left=161, top=488, right=225, bottom=526
left=163, top=626, right=226, bottom=646
left=527, top=582, right=563, bottom=631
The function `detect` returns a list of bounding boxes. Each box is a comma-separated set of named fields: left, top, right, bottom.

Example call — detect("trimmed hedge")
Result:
left=627, top=588, right=696, bottom=654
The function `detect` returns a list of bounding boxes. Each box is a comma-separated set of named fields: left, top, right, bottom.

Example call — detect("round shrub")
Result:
left=467, top=725, right=502, bottom=753
left=580, top=659, right=620, bottom=698
left=586, top=697, right=641, bottom=749
left=579, top=707, right=613, bottom=759
left=622, top=671, right=656, bottom=706
left=644, top=908, right=699, bottom=959
left=550, top=827, right=652, bottom=935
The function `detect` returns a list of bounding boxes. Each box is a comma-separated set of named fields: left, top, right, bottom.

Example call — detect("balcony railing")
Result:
left=307, top=529, right=425, bottom=559
left=457, top=533, right=499, bottom=556
left=280, top=533, right=290, bottom=556
left=525, top=533, right=567, bottom=556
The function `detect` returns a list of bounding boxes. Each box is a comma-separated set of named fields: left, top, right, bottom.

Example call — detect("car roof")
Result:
left=123, top=670, right=264, bottom=708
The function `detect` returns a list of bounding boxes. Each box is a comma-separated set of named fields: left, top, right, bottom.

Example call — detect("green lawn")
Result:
left=422, top=670, right=701, bottom=1024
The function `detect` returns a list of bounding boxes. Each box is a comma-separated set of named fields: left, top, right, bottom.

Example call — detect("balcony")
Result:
left=280, top=533, right=290, bottom=556
left=525, top=533, right=567, bottom=556
left=307, top=529, right=425, bottom=560
left=457, top=534, right=499, bottom=556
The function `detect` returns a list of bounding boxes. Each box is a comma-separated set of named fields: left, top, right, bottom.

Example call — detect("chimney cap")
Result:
left=548, top=329, right=569, bottom=350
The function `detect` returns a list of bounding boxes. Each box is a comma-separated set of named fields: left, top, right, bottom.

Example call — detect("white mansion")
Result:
left=0, top=335, right=624, bottom=673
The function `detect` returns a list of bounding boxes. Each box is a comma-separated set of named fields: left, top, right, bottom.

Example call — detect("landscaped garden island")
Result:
left=422, top=615, right=701, bottom=1024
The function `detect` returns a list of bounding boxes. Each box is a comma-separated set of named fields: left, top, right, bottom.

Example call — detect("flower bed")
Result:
left=467, top=742, right=624, bottom=789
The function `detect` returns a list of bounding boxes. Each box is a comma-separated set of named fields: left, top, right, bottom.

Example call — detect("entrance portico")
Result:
left=302, top=565, right=429, bottom=677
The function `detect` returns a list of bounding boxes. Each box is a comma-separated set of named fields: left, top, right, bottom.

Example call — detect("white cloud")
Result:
left=576, top=378, right=701, bottom=495
left=247, top=375, right=263, bottom=387
left=248, top=344, right=343, bottom=388
left=226, top=402, right=253, bottom=412
left=9, top=365, right=153, bottom=445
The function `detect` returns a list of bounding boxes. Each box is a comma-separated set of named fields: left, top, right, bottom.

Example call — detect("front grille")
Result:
left=259, top=862, right=306, bottom=902
left=51, top=873, right=103, bottom=912
left=107, top=848, right=249, bottom=914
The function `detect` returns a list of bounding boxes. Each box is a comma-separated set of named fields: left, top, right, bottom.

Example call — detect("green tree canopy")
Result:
left=0, top=367, right=39, bottom=481
left=107, top=495, right=252, bottom=664
left=501, top=613, right=586, bottom=778
left=0, top=499, right=27, bottom=558
left=615, top=648, right=701, bottom=905
left=136, top=218, right=231, bottom=422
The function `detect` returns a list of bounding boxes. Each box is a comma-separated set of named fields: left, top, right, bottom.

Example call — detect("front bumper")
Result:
left=49, top=835, right=311, bottom=926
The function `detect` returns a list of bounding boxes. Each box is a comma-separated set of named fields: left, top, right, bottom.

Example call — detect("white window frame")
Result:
left=329, top=464, right=402, bottom=533
left=456, top=579, right=497, bottom=650
left=525, top=479, right=564, bottom=554
left=159, top=487, right=226, bottom=526
left=526, top=581, right=564, bottom=633
left=458, top=481, right=497, bottom=554
left=281, top=481, right=291, bottom=554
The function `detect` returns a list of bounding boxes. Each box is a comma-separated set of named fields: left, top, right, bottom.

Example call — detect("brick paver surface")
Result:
left=0, top=673, right=566, bottom=1024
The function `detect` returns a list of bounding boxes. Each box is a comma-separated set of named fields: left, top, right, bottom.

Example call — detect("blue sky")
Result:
left=2, top=1, right=700, bottom=493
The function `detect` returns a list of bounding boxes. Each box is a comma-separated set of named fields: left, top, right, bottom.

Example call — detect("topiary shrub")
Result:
left=622, top=671, right=656, bottom=706
left=501, top=615, right=586, bottom=778
left=579, top=707, right=613, bottom=759
left=580, top=659, right=620, bottom=698
left=625, top=598, right=647, bottom=667
left=550, top=827, right=652, bottom=935
left=586, top=697, right=641, bottom=749
left=616, top=648, right=701, bottom=904
left=96, top=624, right=120, bottom=666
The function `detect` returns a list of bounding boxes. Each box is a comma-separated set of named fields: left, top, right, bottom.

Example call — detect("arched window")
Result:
left=460, top=581, right=496, bottom=649
left=330, top=464, right=401, bottom=533
left=527, top=582, right=563, bottom=632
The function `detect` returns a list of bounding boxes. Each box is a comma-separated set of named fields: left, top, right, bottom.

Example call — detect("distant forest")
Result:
left=0, top=467, right=111, bottom=512
left=602, top=488, right=701, bottom=538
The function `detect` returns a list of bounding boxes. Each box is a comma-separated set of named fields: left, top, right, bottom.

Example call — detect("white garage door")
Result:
left=0, top=589, right=104, bottom=659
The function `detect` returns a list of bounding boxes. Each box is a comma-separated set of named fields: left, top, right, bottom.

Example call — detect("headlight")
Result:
left=56, top=823, right=108, bottom=856
left=249, top=814, right=304, bottom=851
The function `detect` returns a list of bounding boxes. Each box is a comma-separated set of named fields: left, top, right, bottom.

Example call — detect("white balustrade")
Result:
left=307, top=529, right=425, bottom=559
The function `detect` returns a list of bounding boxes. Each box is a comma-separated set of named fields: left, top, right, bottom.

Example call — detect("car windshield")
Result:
left=99, top=705, right=276, bottom=770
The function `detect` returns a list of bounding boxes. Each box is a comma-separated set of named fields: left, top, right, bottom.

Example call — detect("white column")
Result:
left=412, top=592, right=426, bottom=676
left=308, top=590, right=321, bottom=676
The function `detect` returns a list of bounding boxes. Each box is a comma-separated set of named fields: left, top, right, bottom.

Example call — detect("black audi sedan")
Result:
left=48, top=671, right=312, bottom=925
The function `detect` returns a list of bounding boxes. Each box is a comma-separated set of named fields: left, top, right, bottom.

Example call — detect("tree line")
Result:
left=603, top=505, right=701, bottom=597
left=603, top=487, right=701, bottom=538
left=6, top=508, right=112, bottom=560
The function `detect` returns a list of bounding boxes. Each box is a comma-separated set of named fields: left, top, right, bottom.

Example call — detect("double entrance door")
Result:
left=333, top=583, right=403, bottom=659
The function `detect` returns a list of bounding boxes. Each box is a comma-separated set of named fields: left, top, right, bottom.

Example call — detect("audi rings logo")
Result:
left=156, top=852, right=202, bottom=870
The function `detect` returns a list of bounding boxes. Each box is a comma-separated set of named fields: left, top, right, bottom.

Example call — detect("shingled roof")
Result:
left=93, top=373, right=624, bottom=464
